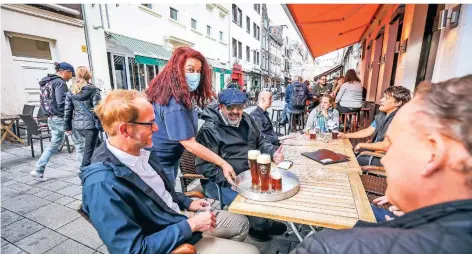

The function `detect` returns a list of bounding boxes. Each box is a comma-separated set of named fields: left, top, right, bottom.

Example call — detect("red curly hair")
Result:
left=146, top=47, right=215, bottom=108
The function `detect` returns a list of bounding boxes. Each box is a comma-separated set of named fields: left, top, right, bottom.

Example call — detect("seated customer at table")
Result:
left=292, top=75, right=472, bottom=254
left=338, top=86, right=411, bottom=166
left=195, top=88, right=287, bottom=242
left=80, top=90, right=258, bottom=254
left=250, top=91, right=290, bottom=146
left=303, top=95, right=339, bottom=133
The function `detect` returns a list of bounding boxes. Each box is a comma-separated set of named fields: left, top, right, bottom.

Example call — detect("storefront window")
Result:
left=138, top=63, right=145, bottom=91
left=113, top=55, right=128, bottom=90
left=146, top=65, right=156, bottom=86
left=129, top=57, right=139, bottom=90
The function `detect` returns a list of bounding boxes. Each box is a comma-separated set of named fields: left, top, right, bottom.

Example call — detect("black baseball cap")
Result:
left=56, top=62, right=75, bottom=77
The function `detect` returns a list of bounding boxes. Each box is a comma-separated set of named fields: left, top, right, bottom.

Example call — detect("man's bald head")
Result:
left=258, top=91, right=272, bottom=110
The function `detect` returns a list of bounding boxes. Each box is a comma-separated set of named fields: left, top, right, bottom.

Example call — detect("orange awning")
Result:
left=286, top=4, right=382, bottom=58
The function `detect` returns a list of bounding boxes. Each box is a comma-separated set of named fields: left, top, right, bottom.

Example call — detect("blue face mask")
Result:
left=185, top=73, right=201, bottom=92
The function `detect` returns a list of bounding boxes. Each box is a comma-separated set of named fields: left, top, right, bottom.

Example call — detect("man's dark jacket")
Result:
left=80, top=143, right=201, bottom=254
left=39, top=74, right=68, bottom=117
left=64, top=84, right=101, bottom=131
left=292, top=200, right=472, bottom=254
left=250, top=106, right=280, bottom=145
left=195, top=104, right=276, bottom=185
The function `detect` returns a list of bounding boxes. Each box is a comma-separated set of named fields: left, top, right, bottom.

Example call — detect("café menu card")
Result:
left=301, top=149, right=350, bottom=165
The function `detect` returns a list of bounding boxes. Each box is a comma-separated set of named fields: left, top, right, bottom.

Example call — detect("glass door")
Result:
left=111, top=54, right=128, bottom=90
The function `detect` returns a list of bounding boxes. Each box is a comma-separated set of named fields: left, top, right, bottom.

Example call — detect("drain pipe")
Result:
left=105, top=4, right=111, bottom=29
left=81, top=4, right=94, bottom=82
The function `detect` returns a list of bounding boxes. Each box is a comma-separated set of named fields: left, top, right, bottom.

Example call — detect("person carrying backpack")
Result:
left=278, top=76, right=312, bottom=125
left=31, top=62, right=74, bottom=181
left=64, top=66, right=102, bottom=169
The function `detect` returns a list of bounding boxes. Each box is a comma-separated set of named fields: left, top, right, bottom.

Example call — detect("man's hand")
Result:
left=188, top=199, right=211, bottom=212
left=385, top=206, right=405, bottom=221
left=65, top=130, right=72, bottom=135
left=221, top=162, right=236, bottom=186
left=273, top=146, right=285, bottom=164
left=187, top=211, right=216, bottom=232
left=372, top=195, right=389, bottom=206
left=337, top=132, right=346, bottom=139
left=278, top=135, right=294, bottom=141
left=354, top=143, right=365, bottom=153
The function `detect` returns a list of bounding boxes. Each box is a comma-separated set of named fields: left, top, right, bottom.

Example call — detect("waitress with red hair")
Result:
left=147, top=47, right=236, bottom=188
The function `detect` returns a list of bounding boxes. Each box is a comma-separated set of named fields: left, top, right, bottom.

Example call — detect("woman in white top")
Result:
left=335, top=69, right=364, bottom=113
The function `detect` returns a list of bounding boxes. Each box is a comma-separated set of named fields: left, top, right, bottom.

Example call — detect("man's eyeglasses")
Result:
left=226, top=104, right=244, bottom=111
left=128, top=120, right=155, bottom=129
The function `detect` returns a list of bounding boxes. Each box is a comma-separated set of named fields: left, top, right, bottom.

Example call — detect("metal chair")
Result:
left=16, top=104, right=36, bottom=137
left=19, top=114, right=51, bottom=158
left=179, top=149, right=224, bottom=210
left=77, top=204, right=196, bottom=254
left=287, top=111, right=305, bottom=133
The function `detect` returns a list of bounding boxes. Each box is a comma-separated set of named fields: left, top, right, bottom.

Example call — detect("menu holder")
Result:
left=301, top=149, right=350, bottom=165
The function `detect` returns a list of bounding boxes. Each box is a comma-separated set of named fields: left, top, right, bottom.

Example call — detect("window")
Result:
left=207, top=25, right=212, bottom=36
left=257, top=52, right=260, bottom=65
left=220, top=31, right=223, bottom=41
left=253, top=23, right=257, bottom=38
left=191, top=19, right=197, bottom=29
left=9, top=36, right=52, bottom=60
left=238, top=8, right=242, bottom=26
left=232, top=4, right=242, bottom=27
left=232, top=38, right=237, bottom=57
left=246, top=16, right=250, bottom=33
left=170, top=7, right=178, bottom=20
left=238, top=41, right=242, bottom=59
left=256, top=26, right=260, bottom=40
left=253, top=51, right=256, bottom=64
left=141, top=4, right=152, bottom=9
left=246, top=46, right=250, bottom=61
left=254, top=4, right=260, bottom=14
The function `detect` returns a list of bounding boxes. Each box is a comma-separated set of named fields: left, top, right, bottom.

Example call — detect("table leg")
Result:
left=288, top=222, right=304, bottom=242
left=1, top=121, right=25, bottom=145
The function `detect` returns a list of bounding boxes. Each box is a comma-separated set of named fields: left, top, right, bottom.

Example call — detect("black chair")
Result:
left=16, top=104, right=36, bottom=137
left=36, top=108, right=51, bottom=141
left=19, top=114, right=51, bottom=158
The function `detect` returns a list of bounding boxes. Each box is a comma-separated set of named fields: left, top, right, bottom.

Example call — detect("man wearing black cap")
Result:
left=195, top=88, right=287, bottom=241
left=30, top=62, right=75, bottom=181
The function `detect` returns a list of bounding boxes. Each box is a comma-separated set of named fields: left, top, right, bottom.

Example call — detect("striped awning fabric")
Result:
left=106, top=32, right=172, bottom=60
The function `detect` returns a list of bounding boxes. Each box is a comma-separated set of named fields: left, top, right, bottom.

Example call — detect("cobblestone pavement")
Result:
left=1, top=100, right=305, bottom=254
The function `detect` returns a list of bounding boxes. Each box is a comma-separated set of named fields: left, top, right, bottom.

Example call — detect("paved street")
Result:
left=1, top=100, right=306, bottom=254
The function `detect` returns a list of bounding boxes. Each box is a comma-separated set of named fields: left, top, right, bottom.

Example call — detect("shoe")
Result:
left=248, top=228, right=271, bottom=242
left=278, top=120, right=287, bottom=126
left=268, top=221, right=288, bottom=235
left=29, top=170, right=46, bottom=181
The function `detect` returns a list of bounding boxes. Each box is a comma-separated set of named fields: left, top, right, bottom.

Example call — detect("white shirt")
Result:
left=107, top=141, right=182, bottom=214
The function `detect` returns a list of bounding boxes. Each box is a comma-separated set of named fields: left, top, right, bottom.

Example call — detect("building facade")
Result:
left=357, top=4, right=472, bottom=104
left=267, top=25, right=285, bottom=88
left=230, top=3, right=262, bottom=90
left=260, top=4, right=270, bottom=89
left=1, top=4, right=89, bottom=114
left=83, top=3, right=232, bottom=95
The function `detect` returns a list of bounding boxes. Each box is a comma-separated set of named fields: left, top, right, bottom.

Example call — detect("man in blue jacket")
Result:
left=80, top=89, right=258, bottom=254
left=278, top=76, right=312, bottom=126
left=31, top=62, right=75, bottom=180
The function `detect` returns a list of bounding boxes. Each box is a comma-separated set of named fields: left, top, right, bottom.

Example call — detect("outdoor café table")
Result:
left=1, top=113, right=25, bottom=145
left=229, top=138, right=375, bottom=242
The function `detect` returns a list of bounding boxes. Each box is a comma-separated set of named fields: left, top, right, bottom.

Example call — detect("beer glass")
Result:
left=309, top=129, right=317, bottom=140
left=257, top=154, right=272, bottom=193
left=271, top=168, right=283, bottom=192
left=248, top=150, right=261, bottom=190
left=331, top=129, right=339, bottom=139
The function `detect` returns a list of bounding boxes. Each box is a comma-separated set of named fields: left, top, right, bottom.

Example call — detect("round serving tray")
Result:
left=234, top=169, right=300, bottom=202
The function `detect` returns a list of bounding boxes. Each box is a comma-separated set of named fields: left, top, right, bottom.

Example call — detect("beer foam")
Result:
left=257, top=154, right=271, bottom=164
left=248, top=150, right=261, bottom=160
left=271, top=171, right=282, bottom=179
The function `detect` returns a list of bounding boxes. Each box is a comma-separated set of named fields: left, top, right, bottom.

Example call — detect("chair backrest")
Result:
left=18, top=114, right=40, bottom=135
left=22, top=104, right=35, bottom=115
left=179, top=150, right=199, bottom=188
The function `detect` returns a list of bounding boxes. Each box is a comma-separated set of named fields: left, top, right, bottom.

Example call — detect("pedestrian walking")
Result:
left=31, top=62, right=74, bottom=180
left=64, top=66, right=102, bottom=169
left=146, top=47, right=236, bottom=188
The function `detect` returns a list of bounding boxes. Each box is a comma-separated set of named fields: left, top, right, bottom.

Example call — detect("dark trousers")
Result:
left=203, top=181, right=273, bottom=231
left=337, top=105, right=361, bottom=114
left=77, top=129, right=100, bottom=168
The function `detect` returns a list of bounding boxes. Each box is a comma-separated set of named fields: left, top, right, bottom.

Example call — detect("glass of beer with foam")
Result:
left=248, top=150, right=261, bottom=190
left=257, top=154, right=272, bottom=193
left=271, top=168, right=283, bottom=192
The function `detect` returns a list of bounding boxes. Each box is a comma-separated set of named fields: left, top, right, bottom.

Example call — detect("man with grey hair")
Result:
left=292, top=74, right=472, bottom=254
left=250, top=91, right=290, bottom=146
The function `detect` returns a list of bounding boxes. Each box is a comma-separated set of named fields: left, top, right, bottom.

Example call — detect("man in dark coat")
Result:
left=196, top=89, right=287, bottom=241
left=292, top=75, right=472, bottom=254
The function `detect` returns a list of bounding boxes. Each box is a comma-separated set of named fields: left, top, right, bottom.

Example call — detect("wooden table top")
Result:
left=1, top=113, right=19, bottom=121
left=229, top=137, right=375, bottom=229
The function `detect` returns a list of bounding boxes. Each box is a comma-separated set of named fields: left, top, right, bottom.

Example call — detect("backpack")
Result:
left=290, top=83, right=307, bottom=110
left=40, top=81, right=54, bottom=116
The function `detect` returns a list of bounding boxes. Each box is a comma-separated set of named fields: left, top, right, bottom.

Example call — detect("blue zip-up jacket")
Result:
left=285, top=82, right=312, bottom=111
left=79, top=142, right=202, bottom=254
